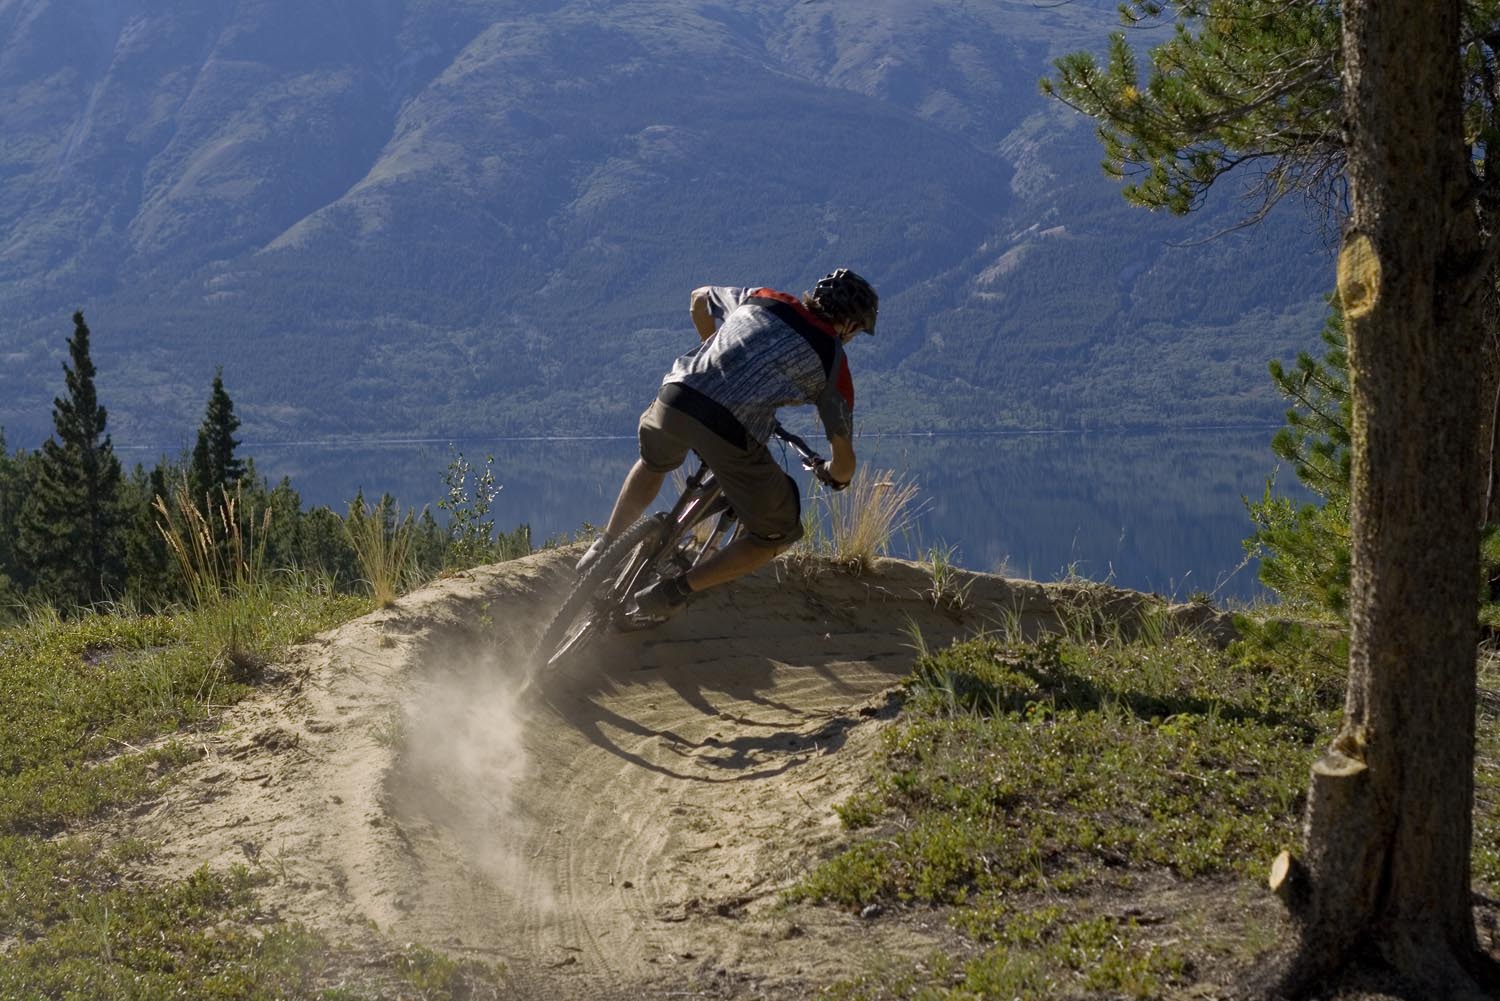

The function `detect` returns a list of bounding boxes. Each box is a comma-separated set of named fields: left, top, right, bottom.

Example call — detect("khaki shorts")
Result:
left=638, top=399, right=803, bottom=547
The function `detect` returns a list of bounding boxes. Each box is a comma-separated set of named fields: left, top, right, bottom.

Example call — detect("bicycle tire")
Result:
left=534, top=516, right=667, bottom=670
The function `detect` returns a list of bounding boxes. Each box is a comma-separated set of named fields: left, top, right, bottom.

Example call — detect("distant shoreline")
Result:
left=112, top=423, right=1283, bottom=453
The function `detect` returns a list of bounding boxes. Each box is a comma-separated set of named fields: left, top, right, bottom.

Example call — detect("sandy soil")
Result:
left=115, top=550, right=1223, bottom=999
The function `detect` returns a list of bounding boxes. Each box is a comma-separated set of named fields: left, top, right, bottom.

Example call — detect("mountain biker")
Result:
left=576, top=268, right=879, bottom=620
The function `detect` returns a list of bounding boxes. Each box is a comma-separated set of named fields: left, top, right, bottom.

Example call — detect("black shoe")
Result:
left=632, top=576, right=692, bottom=620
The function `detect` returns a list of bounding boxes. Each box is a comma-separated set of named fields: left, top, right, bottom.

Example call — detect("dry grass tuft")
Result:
left=799, top=468, right=923, bottom=573
left=154, top=481, right=276, bottom=678
left=345, top=499, right=417, bottom=607
left=154, top=483, right=270, bottom=608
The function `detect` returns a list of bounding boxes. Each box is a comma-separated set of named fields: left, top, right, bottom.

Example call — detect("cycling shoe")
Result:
left=575, top=535, right=611, bottom=574
left=631, top=576, right=691, bottom=621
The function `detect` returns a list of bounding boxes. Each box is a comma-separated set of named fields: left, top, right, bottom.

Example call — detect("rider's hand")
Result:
left=811, top=458, right=849, bottom=492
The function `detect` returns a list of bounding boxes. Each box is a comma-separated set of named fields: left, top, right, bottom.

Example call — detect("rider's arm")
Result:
left=690, top=287, right=718, bottom=341
left=827, top=434, right=856, bottom=485
left=691, top=286, right=751, bottom=341
left=814, top=353, right=856, bottom=486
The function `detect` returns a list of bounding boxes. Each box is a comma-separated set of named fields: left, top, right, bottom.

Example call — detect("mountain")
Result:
left=0, top=0, right=1333, bottom=446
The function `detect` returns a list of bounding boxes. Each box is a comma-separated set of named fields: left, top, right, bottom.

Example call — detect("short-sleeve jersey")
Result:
left=658, top=285, right=855, bottom=449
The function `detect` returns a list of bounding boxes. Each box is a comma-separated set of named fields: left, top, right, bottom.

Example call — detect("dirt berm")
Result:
left=120, top=549, right=1232, bottom=999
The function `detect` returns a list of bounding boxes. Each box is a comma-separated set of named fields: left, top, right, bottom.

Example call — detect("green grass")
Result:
left=823, top=910, right=1190, bottom=1001
left=792, top=619, right=1367, bottom=998
left=1475, top=649, right=1500, bottom=890
left=0, top=588, right=503, bottom=998
left=345, top=498, right=418, bottom=607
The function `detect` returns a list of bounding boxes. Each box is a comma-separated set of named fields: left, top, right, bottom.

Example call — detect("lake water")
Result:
left=217, top=427, right=1298, bottom=604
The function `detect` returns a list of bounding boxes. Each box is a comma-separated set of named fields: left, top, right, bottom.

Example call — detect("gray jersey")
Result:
left=659, top=286, right=855, bottom=448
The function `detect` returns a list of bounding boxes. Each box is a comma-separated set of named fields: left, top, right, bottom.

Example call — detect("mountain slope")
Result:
left=0, top=0, right=1331, bottom=444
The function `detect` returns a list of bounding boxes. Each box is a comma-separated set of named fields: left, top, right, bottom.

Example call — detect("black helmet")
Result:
left=807, top=268, right=878, bottom=335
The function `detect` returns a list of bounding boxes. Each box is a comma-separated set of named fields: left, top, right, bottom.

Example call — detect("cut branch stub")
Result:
left=1270, top=849, right=1311, bottom=917
left=1337, top=231, right=1381, bottom=319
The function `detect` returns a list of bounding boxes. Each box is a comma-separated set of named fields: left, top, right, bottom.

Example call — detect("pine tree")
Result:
left=1052, top=4, right=1500, bottom=992
left=1245, top=305, right=1351, bottom=614
left=0, top=430, right=33, bottom=605
left=189, top=367, right=245, bottom=507
left=16, top=311, right=126, bottom=609
left=123, top=456, right=184, bottom=608
left=1045, top=0, right=1500, bottom=519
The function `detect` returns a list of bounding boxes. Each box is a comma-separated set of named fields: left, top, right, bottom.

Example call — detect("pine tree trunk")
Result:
left=1269, top=1, right=1492, bottom=994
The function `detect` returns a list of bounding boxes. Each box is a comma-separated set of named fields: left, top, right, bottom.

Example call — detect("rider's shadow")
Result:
left=535, top=663, right=899, bottom=784
left=687, top=706, right=887, bottom=772
left=525, top=559, right=930, bottom=782
left=529, top=624, right=906, bottom=784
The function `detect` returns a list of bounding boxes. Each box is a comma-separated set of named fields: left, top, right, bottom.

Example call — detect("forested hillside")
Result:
left=0, top=0, right=1332, bottom=445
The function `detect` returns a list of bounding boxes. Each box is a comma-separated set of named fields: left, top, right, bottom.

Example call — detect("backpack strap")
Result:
left=745, top=288, right=837, bottom=337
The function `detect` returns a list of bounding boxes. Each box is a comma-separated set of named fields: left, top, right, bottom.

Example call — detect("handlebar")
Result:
left=771, top=422, right=822, bottom=467
left=770, top=423, right=849, bottom=492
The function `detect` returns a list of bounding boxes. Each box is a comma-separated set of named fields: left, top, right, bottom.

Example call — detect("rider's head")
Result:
left=804, top=269, right=878, bottom=341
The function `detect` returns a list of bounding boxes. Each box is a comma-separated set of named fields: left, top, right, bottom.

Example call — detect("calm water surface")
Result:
left=229, top=428, right=1293, bottom=603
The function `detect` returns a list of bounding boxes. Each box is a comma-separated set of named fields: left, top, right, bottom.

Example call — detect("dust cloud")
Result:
left=387, top=646, right=554, bottom=913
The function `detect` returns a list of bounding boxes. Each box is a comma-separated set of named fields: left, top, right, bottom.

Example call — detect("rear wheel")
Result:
left=535, top=516, right=667, bottom=669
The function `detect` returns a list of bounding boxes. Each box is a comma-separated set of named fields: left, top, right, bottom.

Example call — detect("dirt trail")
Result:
left=119, top=551, right=1218, bottom=998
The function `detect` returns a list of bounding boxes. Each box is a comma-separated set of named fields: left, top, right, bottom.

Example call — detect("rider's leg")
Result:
left=583, top=402, right=686, bottom=571
left=684, top=537, right=789, bottom=591
left=605, top=459, right=667, bottom=537
left=635, top=534, right=785, bottom=618
left=636, top=443, right=801, bottom=618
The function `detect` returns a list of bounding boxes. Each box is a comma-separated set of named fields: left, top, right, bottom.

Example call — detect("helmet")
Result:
left=807, top=268, right=878, bottom=335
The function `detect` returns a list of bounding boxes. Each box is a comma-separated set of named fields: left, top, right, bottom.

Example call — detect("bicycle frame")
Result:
left=538, top=423, right=823, bottom=665
left=640, top=422, right=822, bottom=588
left=659, top=422, right=822, bottom=578
left=603, top=462, right=733, bottom=631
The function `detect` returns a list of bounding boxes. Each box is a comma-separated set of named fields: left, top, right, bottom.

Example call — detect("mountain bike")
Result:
left=535, top=423, right=825, bottom=670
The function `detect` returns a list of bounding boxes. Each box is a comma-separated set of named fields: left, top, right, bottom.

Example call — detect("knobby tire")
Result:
left=535, top=516, right=666, bottom=670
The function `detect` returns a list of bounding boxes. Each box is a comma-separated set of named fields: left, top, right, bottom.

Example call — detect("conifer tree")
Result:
left=123, top=457, right=183, bottom=608
left=189, top=367, right=245, bottom=507
left=1045, top=0, right=1500, bottom=516
left=1052, top=4, right=1500, bottom=993
left=0, top=430, right=33, bottom=603
left=253, top=470, right=305, bottom=575
left=1246, top=305, right=1351, bottom=614
left=16, top=311, right=126, bottom=609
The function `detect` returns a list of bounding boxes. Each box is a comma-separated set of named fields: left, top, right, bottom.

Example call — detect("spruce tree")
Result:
left=189, top=367, right=245, bottom=507
left=16, top=311, right=126, bottom=609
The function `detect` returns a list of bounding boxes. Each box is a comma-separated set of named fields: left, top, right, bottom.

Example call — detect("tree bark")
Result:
left=1270, top=1, right=1493, bottom=995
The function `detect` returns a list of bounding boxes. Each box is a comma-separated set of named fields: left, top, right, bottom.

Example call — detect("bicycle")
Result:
left=534, top=423, right=826, bottom=670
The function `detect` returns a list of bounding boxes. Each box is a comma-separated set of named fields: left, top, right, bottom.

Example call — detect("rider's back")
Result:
left=661, top=286, right=854, bottom=449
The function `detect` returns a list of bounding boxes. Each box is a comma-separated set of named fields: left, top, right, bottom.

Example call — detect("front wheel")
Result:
left=534, top=516, right=667, bottom=670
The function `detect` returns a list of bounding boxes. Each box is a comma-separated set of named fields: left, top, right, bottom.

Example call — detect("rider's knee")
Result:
left=748, top=519, right=803, bottom=549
